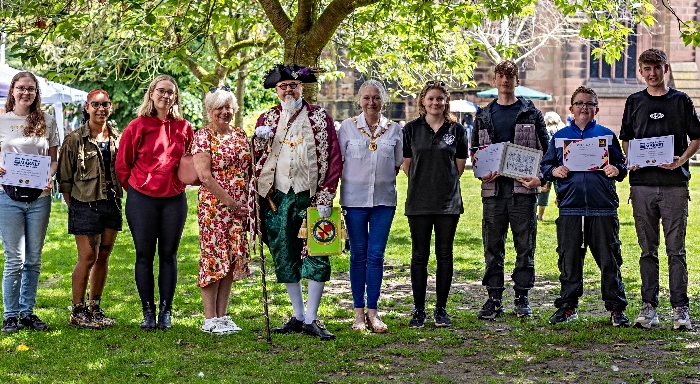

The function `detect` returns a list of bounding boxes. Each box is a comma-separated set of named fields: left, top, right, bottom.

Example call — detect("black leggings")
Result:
left=125, top=186, right=187, bottom=309
left=407, top=214, right=460, bottom=309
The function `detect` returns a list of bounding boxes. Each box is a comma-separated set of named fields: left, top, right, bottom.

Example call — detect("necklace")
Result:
left=353, top=117, right=387, bottom=151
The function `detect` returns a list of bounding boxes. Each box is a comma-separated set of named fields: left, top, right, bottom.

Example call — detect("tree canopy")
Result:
left=2, top=0, right=700, bottom=106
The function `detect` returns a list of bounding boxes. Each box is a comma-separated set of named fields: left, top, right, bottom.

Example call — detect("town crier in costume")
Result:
left=253, top=64, right=342, bottom=341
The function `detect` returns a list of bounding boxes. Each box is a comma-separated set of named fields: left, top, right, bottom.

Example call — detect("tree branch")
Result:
left=307, top=0, right=380, bottom=53
left=258, top=0, right=292, bottom=37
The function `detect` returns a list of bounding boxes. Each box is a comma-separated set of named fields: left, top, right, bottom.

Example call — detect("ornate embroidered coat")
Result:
left=253, top=100, right=342, bottom=207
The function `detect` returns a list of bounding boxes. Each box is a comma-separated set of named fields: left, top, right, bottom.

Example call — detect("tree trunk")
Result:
left=235, top=64, right=247, bottom=128
left=283, top=33, right=323, bottom=103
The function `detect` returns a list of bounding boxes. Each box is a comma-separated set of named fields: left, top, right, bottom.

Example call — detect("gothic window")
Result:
left=589, top=30, right=637, bottom=80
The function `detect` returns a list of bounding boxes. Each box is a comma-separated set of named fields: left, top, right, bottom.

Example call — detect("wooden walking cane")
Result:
left=251, top=138, right=272, bottom=344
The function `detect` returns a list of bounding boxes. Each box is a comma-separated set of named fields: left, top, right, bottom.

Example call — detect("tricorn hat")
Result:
left=263, top=64, right=319, bottom=89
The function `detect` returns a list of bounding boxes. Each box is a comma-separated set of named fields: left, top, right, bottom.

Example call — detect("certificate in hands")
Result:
left=471, top=142, right=506, bottom=178
left=559, top=136, right=611, bottom=171
left=471, top=142, right=542, bottom=179
left=0, top=152, right=51, bottom=189
left=627, top=135, right=674, bottom=168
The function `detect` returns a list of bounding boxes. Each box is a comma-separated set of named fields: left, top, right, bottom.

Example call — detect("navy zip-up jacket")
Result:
left=540, top=120, right=627, bottom=216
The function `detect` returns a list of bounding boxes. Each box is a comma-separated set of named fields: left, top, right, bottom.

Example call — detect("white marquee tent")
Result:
left=0, top=64, right=88, bottom=142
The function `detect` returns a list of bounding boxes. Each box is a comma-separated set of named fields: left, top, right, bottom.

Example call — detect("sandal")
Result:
left=366, top=309, right=387, bottom=333
left=352, top=308, right=366, bottom=331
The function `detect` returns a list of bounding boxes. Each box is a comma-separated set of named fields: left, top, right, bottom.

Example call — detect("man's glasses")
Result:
left=89, top=101, right=112, bottom=109
left=572, top=102, right=597, bottom=109
left=426, top=81, right=446, bottom=87
left=154, top=88, right=175, bottom=97
left=209, top=86, right=231, bottom=93
left=15, top=86, right=37, bottom=94
left=277, top=82, right=301, bottom=90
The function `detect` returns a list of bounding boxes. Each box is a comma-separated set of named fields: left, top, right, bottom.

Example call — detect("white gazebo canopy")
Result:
left=0, top=64, right=88, bottom=142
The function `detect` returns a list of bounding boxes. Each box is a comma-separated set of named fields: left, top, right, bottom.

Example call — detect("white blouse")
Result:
left=339, top=113, right=402, bottom=207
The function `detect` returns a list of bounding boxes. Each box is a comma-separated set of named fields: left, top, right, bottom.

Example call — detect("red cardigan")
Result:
left=116, top=115, right=194, bottom=198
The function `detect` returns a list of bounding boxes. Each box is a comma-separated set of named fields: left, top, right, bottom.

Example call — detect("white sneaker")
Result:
left=201, top=318, right=232, bottom=335
left=633, top=302, right=659, bottom=329
left=673, top=306, right=693, bottom=330
left=217, top=316, right=242, bottom=333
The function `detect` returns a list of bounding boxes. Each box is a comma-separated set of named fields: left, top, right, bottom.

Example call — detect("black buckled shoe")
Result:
left=302, top=319, right=336, bottom=341
left=271, top=317, right=303, bottom=334
left=140, top=302, right=156, bottom=331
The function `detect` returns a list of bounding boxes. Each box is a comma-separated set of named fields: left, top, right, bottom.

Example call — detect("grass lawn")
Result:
left=1, top=173, right=699, bottom=383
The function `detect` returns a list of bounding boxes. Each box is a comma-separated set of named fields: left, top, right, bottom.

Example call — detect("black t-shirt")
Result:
left=403, top=116, right=468, bottom=215
left=620, top=88, right=700, bottom=186
left=491, top=100, right=521, bottom=144
left=97, top=140, right=112, bottom=182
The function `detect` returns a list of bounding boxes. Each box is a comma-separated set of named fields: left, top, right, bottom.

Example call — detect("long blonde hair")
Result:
left=136, top=74, right=184, bottom=120
left=5, top=72, right=47, bottom=137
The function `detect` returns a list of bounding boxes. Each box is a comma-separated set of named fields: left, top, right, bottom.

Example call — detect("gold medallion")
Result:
left=369, top=142, right=378, bottom=151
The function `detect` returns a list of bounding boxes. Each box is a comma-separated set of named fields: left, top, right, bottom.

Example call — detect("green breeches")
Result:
left=261, top=188, right=331, bottom=283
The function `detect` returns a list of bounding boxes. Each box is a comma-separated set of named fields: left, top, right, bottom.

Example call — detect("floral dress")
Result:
left=191, top=126, right=251, bottom=287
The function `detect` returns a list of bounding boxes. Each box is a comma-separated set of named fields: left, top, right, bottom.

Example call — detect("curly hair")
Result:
left=136, top=74, right=184, bottom=120
left=4, top=72, right=46, bottom=137
left=494, top=60, right=519, bottom=79
left=417, top=81, right=456, bottom=123
left=204, top=88, right=238, bottom=122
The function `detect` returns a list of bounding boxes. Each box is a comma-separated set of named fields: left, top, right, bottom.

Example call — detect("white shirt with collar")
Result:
left=338, top=112, right=403, bottom=207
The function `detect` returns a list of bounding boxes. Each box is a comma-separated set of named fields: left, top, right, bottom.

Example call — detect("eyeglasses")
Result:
left=426, top=81, right=446, bottom=87
left=209, top=86, right=231, bottom=93
left=89, top=101, right=112, bottom=109
left=572, top=102, right=597, bottom=109
left=276, top=82, right=301, bottom=90
left=15, top=86, right=37, bottom=94
left=154, top=88, right=175, bottom=97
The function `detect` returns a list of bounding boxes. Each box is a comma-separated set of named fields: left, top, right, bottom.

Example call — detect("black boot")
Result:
left=140, top=302, right=156, bottom=331
left=157, top=301, right=172, bottom=330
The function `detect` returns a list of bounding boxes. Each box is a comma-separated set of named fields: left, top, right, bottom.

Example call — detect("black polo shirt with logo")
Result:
left=403, top=116, right=468, bottom=215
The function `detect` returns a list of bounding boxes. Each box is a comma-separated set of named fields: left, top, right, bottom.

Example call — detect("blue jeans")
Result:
left=0, top=194, right=52, bottom=319
left=344, top=205, right=395, bottom=309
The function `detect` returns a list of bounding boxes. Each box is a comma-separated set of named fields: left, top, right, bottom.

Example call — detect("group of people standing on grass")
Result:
left=0, top=48, right=696, bottom=338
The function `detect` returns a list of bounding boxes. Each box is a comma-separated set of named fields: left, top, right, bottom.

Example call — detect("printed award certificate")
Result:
left=470, top=142, right=506, bottom=178
left=471, top=142, right=542, bottom=179
left=0, top=152, right=51, bottom=189
left=627, top=135, right=674, bottom=168
left=499, top=143, right=543, bottom=179
left=559, top=136, right=611, bottom=171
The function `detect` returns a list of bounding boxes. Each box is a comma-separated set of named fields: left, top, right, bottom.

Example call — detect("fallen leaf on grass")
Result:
left=17, top=344, right=29, bottom=351
left=483, top=334, right=491, bottom=339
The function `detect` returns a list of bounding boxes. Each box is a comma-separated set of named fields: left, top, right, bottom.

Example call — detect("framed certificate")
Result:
left=306, top=207, right=343, bottom=256
left=560, top=136, right=610, bottom=171
left=471, top=142, right=542, bottom=179
left=499, top=143, right=543, bottom=179
left=0, top=152, right=51, bottom=189
left=627, top=135, right=674, bottom=168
